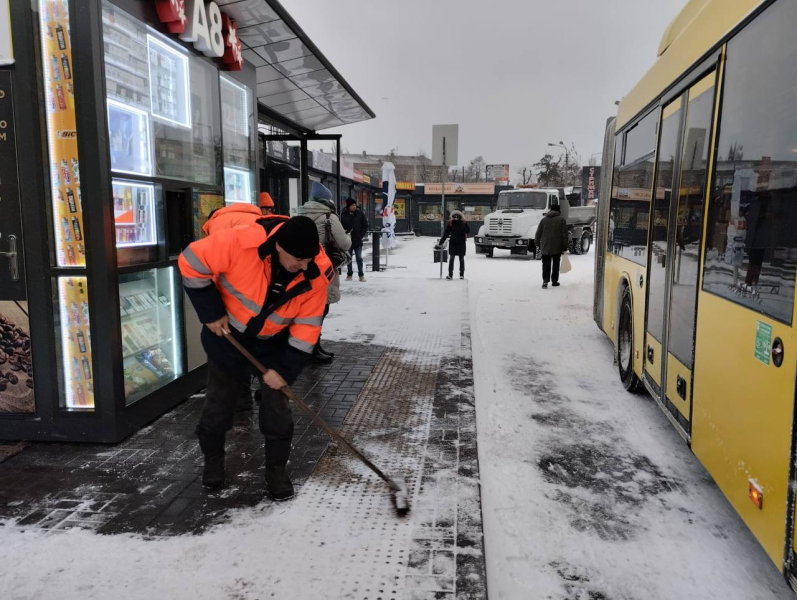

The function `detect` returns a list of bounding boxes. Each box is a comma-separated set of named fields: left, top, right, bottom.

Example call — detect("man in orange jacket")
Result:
left=201, top=192, right=278, bottom=237
left=259, top=192, right=275, bottom=216
left=179, top=216, right=333, bottom=499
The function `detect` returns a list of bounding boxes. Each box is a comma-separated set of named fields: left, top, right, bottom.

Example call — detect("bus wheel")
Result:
left=618, top=287, right=642, bottom=393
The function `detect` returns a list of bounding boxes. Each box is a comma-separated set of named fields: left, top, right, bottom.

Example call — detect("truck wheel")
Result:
left=569, top=238, right=578, bottom=255
left=486, top=248, right=494, bottom=258
left=579, top=231, right=592, bottom=255
left=618, top=286, right=642, bottom=393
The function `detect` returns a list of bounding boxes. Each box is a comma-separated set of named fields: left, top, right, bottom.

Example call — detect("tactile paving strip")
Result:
left=294, top=326, right=447, bottom=599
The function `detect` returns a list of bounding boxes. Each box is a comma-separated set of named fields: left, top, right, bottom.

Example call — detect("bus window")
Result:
left=608, top=110, right=657, bottom=266
left=624, top=110, right=658, bottom=166
left=702, top=0, right=797, bottom=324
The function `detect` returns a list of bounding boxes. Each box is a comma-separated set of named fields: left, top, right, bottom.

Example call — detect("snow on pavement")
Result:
left=463, top=239, right=794, bottom=599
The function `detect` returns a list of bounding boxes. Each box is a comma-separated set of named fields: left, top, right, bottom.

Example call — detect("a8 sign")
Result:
left=155, top=0, right=243, bottom=71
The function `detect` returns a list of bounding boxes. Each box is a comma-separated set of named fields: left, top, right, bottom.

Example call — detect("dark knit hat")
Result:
left=276, top=216, right=319, bottom=259
left=345, top=198, right=357, bottom=208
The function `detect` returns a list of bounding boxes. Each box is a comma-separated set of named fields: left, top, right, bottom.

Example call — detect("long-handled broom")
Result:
left=223, top=331, right=410, bottom=515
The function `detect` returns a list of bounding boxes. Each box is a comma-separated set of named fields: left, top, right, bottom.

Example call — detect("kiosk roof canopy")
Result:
left=220, top=0, right=374, bottom=132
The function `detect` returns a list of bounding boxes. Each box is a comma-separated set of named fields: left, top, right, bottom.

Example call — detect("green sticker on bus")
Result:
left=755, top=321, right=773, bottom=365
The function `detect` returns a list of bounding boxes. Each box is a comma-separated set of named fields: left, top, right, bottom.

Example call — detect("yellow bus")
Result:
left=594, top=0, right=797, bottom=588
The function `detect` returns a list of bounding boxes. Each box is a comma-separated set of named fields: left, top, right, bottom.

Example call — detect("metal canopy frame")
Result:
left=225, top=0, right=375, bottom=132
left=260, top=131, right=342, bottom=205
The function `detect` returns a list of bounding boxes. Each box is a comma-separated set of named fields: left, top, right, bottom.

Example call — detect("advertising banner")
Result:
left=582, top=166, right=601, bottom=205
left=39, top=0, right=87, bottom=268
left=394, top=199, right=406, bottom=219
left=486, top=164, right=509, bottom=183
left=424, top=182, right=495, bottom=195
left=381, top=162, right=397, bottom=248
left=192, top=190, right=225, bottom=240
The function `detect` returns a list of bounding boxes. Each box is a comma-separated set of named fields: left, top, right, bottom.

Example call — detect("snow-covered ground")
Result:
left=0, top=235, right=794, bottom=599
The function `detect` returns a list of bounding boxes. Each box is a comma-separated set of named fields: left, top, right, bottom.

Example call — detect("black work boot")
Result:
left=197, top=431, right=226, bottom=489
left=202, top=454, right=226, bottom=489
left=265, top=465, right=294, bottom=500
left=312, top=342, right=334, bottom=363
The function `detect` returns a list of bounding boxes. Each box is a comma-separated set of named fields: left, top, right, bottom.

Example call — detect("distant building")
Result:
left=342, top=151, right=450, bottom=184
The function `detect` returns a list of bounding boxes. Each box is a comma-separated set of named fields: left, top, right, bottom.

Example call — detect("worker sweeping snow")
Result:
left=179, top=216, right=334, bottom=500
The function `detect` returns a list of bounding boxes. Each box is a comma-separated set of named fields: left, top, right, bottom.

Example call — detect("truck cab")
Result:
left=475, top=187, right=595, bottom=258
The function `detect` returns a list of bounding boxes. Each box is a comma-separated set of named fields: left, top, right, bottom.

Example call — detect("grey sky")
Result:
left=281, top=0, right=687, bottom=175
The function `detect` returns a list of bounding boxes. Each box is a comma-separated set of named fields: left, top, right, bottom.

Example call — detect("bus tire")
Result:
left=618, top=286, right=642, bottom=393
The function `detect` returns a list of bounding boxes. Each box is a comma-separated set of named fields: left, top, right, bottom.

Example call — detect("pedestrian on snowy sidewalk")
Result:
left=534, top=201, right=568, bottom=288
left=298, top=182, right=352, bottom=363
left=341, top=197, right=369, bottom=282
left=179, top=216, right=333, bottom=499
left=437, top=210, right=470, bottom=280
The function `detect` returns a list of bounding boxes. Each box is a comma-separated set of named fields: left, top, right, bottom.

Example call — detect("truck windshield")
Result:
left=497, top=191, right=548, bottom=209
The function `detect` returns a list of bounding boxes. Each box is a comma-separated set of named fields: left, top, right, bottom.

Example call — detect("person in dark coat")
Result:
left=341, top=198, right=369, bottom=281
left=437, top=210, right=471, bottom=280
left=534, top=202, right=569, bottom=288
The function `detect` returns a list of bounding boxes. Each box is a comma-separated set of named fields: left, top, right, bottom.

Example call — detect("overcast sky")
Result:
left=281, top=0, right=687, bottom=176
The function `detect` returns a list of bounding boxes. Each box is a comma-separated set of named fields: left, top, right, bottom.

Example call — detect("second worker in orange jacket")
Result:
left=179, top=216, right=333, bottom=499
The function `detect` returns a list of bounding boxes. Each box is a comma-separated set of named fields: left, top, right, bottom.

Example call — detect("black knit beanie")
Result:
left=276, top=216, right=319, bottom=259
left=345, top=198, right=357, bottom=208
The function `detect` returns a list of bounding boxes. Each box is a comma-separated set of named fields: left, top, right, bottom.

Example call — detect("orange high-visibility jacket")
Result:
left=179, top=221, right=334, bottom=360
left=202, top=203, right=262, bottom=236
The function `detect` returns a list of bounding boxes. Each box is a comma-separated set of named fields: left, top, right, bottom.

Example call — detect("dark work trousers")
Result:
left=197, top=360, right=294, bottom=468
left=542, top=254, right=561, bottom=284
left=448, top=254, right=465, bottom=277
left=347, top=246, right=364, bottom=277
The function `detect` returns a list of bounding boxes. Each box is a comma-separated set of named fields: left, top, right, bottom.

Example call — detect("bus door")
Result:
left=643, top=96, right=683, bottom=401
left=645, top=72, right=717, bottom=436
left=662, top=74, right=716, bottom=436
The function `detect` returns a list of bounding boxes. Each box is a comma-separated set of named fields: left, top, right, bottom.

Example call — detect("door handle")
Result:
left=0, top=235, right=19, bottom=281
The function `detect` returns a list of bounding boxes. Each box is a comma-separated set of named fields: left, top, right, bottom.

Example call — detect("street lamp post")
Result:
left=548, top=141, right=570, bottom=186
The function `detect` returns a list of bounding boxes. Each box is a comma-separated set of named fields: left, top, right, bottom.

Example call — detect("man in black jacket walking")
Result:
left=341, top=198, right=369, bottom=282
left=534, top=202, right=569, bottom=288
left=437, top=210, right=471, bottom=280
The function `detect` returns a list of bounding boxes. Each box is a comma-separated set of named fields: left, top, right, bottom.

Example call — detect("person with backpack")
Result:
left=297, top=182, right=351, bottom=362
left=534, top=200, right=569, bottom=288
left=341, top=198, right=369, bottom=282
left=436, top=210, right=470, bottom=280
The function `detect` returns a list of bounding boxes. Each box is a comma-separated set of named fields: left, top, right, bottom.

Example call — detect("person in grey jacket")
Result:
left=297, top=182, right=351, bottom=361
left=534, top=202, right=568, bottom=288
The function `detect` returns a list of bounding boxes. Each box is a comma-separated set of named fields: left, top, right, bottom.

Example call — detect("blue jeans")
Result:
left=347, top=246, right=364, bottom=277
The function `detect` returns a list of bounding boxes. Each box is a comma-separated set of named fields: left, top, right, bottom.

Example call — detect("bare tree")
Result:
left=516, top=166, right=535, bottom=185
left=464, top=156, right=486, bottom=182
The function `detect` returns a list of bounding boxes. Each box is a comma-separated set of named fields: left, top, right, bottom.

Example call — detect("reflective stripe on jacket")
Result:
left=202, top=203, right=263, bottom=237
left=179, top=221, right=334, bottom=361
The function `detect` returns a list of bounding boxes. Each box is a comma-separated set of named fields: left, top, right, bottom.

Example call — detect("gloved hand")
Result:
left=434, top=244, right=441, bottom=250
